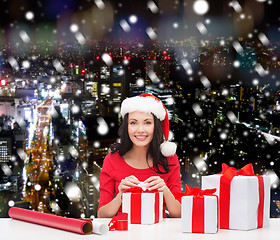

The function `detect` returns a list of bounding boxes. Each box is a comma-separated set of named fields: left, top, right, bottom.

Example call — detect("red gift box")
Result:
left=176, top=185, right=219, bottom=234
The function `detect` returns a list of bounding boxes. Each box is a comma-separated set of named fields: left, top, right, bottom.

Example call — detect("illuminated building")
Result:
left=0, top=138, right=12, bottom=163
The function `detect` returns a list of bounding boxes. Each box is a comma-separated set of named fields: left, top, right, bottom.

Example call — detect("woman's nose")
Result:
left=137, top=124, right=144, bottom=132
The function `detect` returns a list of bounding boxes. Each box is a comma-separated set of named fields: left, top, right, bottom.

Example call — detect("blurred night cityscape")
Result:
left=0, top=0, right=279, bottom=218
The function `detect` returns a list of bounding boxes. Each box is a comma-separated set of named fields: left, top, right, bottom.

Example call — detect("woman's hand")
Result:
left=118, top=175, right=140, bottom=194
left=144, top=176, right=167, bottom=192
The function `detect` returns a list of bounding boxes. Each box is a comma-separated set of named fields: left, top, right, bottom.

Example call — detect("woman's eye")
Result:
left=130, top=122, right=136, bottom=125
left=145, top=122, right=151, bottom=125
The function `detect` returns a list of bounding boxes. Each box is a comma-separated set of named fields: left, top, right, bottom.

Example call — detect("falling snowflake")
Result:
left=70, top=24, right=79, bottom=33
left=75, top=32, right=86, bottom=44
left=181, top=59, right=193, bottom=75
left=252, top=79, right=259, bottom=86
left=129, top=15, right=138, bottom=24
left=8, top=200, right=15, bottom=207
left=233, top=60, right=240, bottom=68
left=229, top=1, right=242, bottom=13
left=1, top=164, right=12, bottom=176
left=19, top=31, right=31, bottom=44
left=64, top=183, right=82, bottom=202
left=192, top=103, right=203, bottom=116
left=146, top=27, right=157, bottom=40
left=173, top=22, right=179, bottom=29
left=193, top=157, right=207, bottom=172
left=147, top=70, right=160, bottom=84
left=255, top=63, right=268, bottom=76
left=193, top=0, right=209, bottom=15
left=94, top=0, right=105, bottom=9
left=22, top=60, right=30, bottom=69
left=168, top=130, right=174, bottom=141
left=196, top=22, right=207, bottom=35
left=34, top=184, right=42, bottom=191
left=147, top=1, right=159, bottom=14
left=120, top=19, right=131, bottom=32
left=166, top=97, right=175, bottom=105
left=52, top=59, right=65, bottom=72
left=101, top=84, right=110, bottom=94
left=220, top=132, right=227, bottom=140
left=258, top=33, right=270, bottom=46
left=71, top=105, right=80, bottom=114
left=263, top=170, right=280, bottom=188
left=102, top=53, right=113, bottom=66
left=25, top=11, right=34, bottom=20
left=123, top=59, right=129, bottom=65
left=50, top=201, right=60, bottom=213
left=93, top=141, right=101, bottom=148
left=97, top=117, right=109, bottom=135
left=17, top=149, right=27, bottom=161
left=114, top=106, right=120, bottom=113
left=227, top=111, right=238, bottom=123
left=188, top=132, right=195, bottom=139
left=50, top=77, right=56, bottom=84
left=69, top=146, right=79, bottom=158
left=58, top=155, right=65, bottom=161
left=136, top=78, right=145, bottom=87
left=8, top=57, right=19, bottom=71
left=200, top=76, right=211, bottom=89
left=233, top=41, right=243, bottom=54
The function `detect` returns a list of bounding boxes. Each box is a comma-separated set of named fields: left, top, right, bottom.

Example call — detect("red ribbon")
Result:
left=175, top=185, right=218, bottom=233
left=220, top=163, right=264, bottom=229
left=173, top=184, right=216, bottom=201
left=124, top=186, right=160, bottom=224
left=124, top=186, right=157, bottom=193
left=108, top=213, right=128, bottom=231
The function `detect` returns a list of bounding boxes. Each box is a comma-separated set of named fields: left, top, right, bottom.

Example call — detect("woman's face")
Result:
left=128, top=111, right=154, bottom=149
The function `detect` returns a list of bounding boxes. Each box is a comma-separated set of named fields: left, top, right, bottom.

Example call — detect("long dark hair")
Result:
left=110, top=113, right=173, bottom=174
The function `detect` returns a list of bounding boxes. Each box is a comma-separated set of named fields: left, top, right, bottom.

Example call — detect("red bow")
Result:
left=173, top=184, right=216, bottom=201
left=124, top=186, right=157, bottom=193
left=221, top=163, right=255, bottom=181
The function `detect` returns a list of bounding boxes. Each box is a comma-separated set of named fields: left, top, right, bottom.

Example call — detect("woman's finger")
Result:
left=126, top=175, right=140, bottom=184
left=144, top=176, right=158, bottom=183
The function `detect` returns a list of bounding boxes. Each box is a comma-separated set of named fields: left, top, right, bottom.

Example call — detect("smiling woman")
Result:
left=97, top=93, right=182, bottom=219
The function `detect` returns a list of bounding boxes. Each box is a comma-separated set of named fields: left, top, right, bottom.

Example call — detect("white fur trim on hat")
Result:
left=160, top=141, right=177, bottom=157
left=121, top=96, right=166, bottom=120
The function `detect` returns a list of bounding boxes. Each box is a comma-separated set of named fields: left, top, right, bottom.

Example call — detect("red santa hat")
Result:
left=120, top=93, right=176, bottom=157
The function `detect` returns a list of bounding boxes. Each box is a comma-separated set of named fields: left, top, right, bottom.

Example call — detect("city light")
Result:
left=0, top=79, right=7, bottom=86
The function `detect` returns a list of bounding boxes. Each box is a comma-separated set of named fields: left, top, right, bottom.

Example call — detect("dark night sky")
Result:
left=0, top=0, right=279, bottom=42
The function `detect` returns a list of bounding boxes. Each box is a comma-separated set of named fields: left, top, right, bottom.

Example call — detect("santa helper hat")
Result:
left=120, top=93, right=177, bottom=157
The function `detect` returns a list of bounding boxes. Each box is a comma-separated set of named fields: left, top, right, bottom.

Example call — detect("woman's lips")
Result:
left=135, top=135, right=148, bottom=141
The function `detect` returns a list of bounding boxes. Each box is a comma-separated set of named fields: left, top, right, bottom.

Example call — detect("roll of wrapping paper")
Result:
left=8, top=207, right=93, bottom=235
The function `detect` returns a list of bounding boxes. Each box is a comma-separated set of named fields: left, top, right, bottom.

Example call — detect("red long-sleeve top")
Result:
left=98, top=152, right=182, bottom=216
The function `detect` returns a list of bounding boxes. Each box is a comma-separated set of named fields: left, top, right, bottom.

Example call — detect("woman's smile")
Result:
left=134, top=135, right=149, bottom=141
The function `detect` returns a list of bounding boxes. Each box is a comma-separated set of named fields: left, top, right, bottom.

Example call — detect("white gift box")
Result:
left=182, top=195, right=218, bottom=233
left=122, top=192, right=163, bottom=225
left=202, top=174, right=270, bottom=230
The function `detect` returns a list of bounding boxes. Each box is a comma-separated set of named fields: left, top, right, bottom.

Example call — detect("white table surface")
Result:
left=0, top=218, right=279, bottom=240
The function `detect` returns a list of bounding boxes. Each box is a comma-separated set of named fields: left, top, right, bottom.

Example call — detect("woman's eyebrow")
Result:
left=129, top=118, right=153, bottom=121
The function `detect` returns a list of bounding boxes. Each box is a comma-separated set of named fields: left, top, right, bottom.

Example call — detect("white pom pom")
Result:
left=160, top=141, right=177, bottom=157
